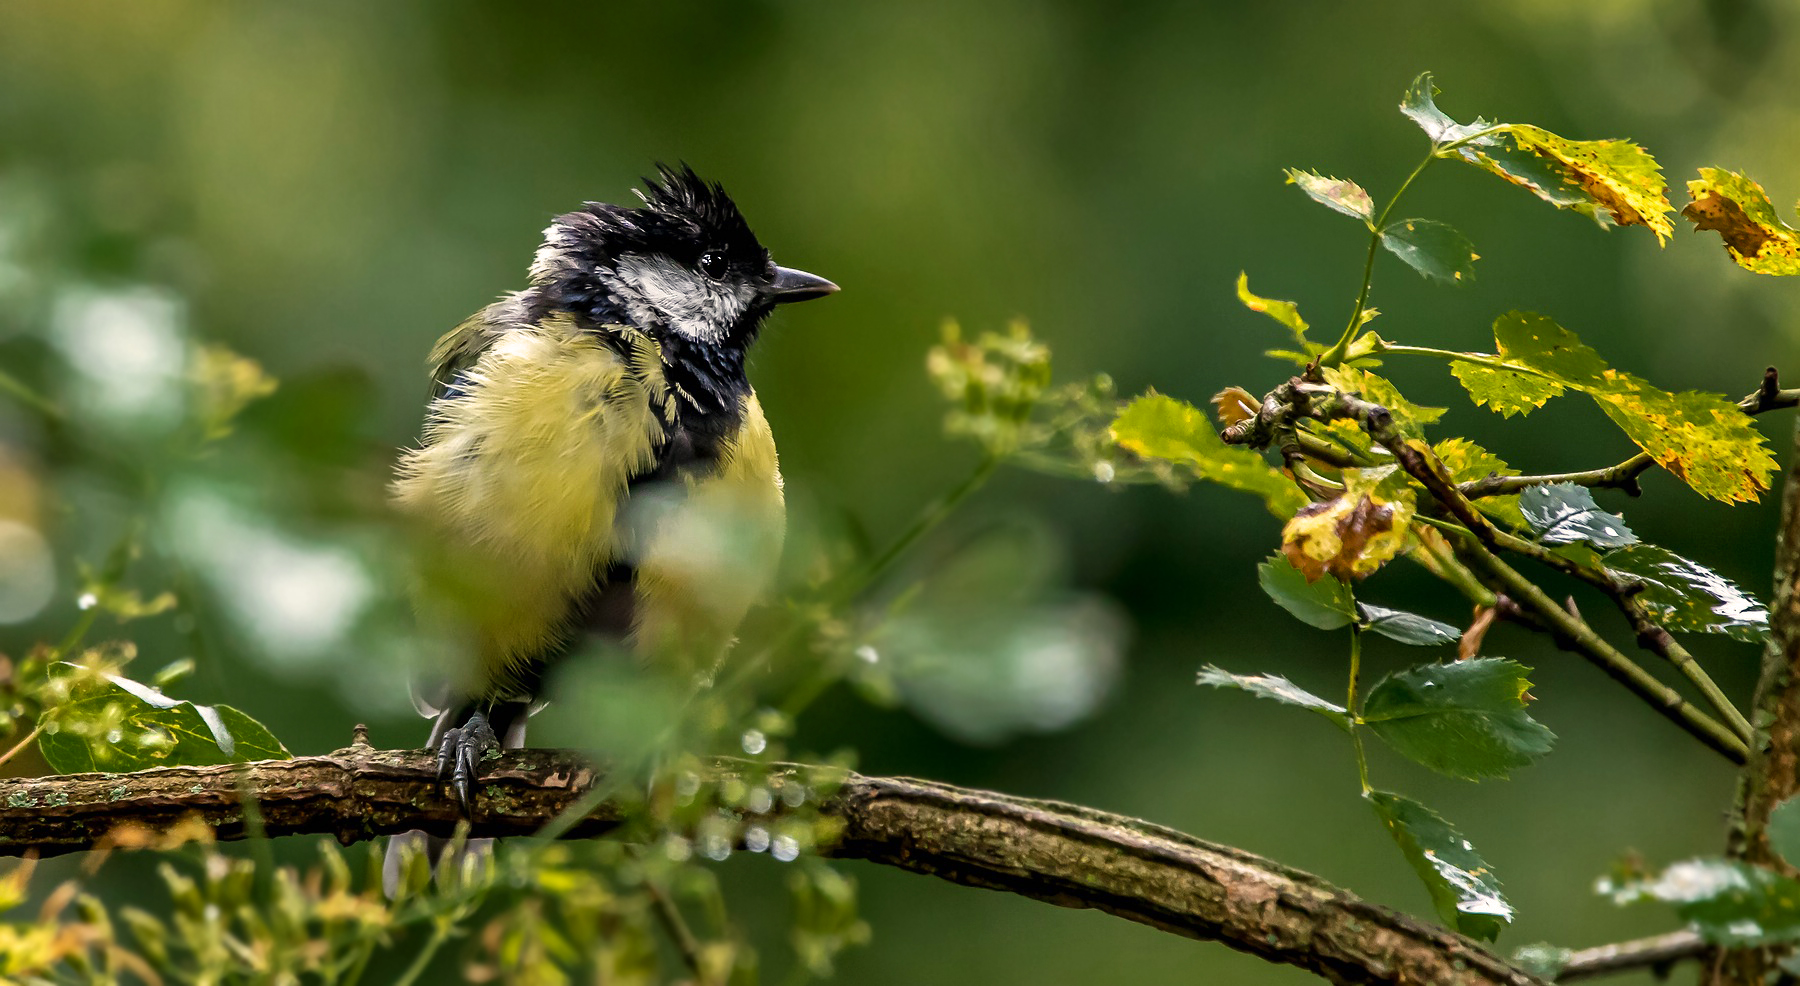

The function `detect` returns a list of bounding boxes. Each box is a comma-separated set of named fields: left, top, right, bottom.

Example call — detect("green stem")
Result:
left=645, top=876, right=706, bottom=977
left=0, top=367, right=62, bottom=421
left=391, top=919, right=453, bottom=986
left=1432, top=519, right=1748, bottom=763
left=1319, top=151, right=1435, bottom=367
left=1347, top=627, right=1372, bottom=794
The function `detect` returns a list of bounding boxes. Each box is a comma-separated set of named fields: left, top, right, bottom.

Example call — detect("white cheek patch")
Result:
left=614, top=254, right=750, bottom=343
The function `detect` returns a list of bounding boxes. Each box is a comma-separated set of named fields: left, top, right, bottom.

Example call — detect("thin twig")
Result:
left=1554, top=929, right=1707, bottom=982
left=644, top=877, right=706, bottom=977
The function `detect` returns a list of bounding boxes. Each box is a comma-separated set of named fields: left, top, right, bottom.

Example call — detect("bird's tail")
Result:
left=381, top=704, right=530, bottom=898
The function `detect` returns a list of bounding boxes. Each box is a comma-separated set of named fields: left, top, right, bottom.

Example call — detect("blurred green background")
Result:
left=1, top=1, right=1798, bottom=982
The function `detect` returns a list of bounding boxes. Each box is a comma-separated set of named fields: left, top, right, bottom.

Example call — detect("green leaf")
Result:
left=37, top=663, right=292, bottom=773
left=1285, top=169, right=1374, bottom=222
left=1258, top=553, right=1356, bottom=629
left=1398, top=72, right=1494, bottom=146
left=1321, top=366, right=1444, bottom=440
left=1449, top=361, right=1564, bottom=418
left=1457, top=312, right=1776, bottom=504
left=1493, top=311, right=1609, bottom=386
left=1589, top=378, right=1775, bottom=505
left=1683, top=167, right=1800, bottom=275
left=1367, top=790, right=1513, bottom=940
left=1196, top=666, right=1350, bottom=729
left=1112, top=394, right=1307, bottom=516
left=1379, top=219, right=1478, bottom=284
left=1432, top=437, right=1527, bottom=530
left=1399, top=75, right=1674, bottom=243
left=1235, top=272, right=1314, bottom=356
left=1769, top=795, right=1800, bottom=869
left=1605, top=858, right=1800, bottom=947
left=1362, top=658, right=1556, bottom=780
left=1517, top=483, right=1637, bottom=549
left=1604, top=544, right=1770, bottom=643
left=1501, top=125, right=1675, bottom=244
left=1358, top=604, right=1459, bottom=646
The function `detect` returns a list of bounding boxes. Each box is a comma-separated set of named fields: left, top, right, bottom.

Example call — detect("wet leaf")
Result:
left=1605, top=858, right=1800, bottom=947
left=1112, top=394, right=1307, bottom=516
left=1380, top=219, right=1479, bottom=284
left=1431, top=437, right=1527, bottom=530
left=1258, top=554, right=1356, bottom=630
left=1768, top=795, right=1800, bottom=869
left=1367, top=790, right=1513, bottom=940
left=1449, top=361, right=1564, bottom=418
left=1399, top=72, right=1495, bottom=146
left=1285, top=169, right=1374, bottom=222
left=1362, top=658, right=1555, bottom=780
left=1518, top=483, right=1637, bottom=549
left=1196, top=666, right=1350, bottom=730
left=1358, top=604, right=1459, bottom=646
left=38, top=662, right=291, bottom=773
left=1236, top=273, right=1315, bottom=360
left=1682, top=168, right=1800, bottom=275
left=1604, top=544, right=1769, bottom=643
left=1281, top=492, right=1414, bottom=581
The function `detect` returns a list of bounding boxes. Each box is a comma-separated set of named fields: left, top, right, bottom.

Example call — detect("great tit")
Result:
left=382, top=166, right=835, bottom=881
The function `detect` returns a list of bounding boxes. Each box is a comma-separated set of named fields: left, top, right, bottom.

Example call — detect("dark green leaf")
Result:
left=1285, top=169, right=1374, bottom=222
left=1604, top=544, right=1770, bottom=644
left=1358, top=604, right=1459, bottom=646
left=38, top=663, right=292, bottom=773
left=1380, top=219, right=1478, bottom=284
left=1362, top=658, right=1556, bottom=780
left=1769, top=796, right=1800, bottom=870
left=1367, top=790, right=1512, bottom=940
left=1258, top=554, right=1355, bottom=630
left=1196, top=666, right=1349, bottom=730
left=1605, top=858, right=1800, bottom=947
left=1517, top=483, right=1637, bottom=549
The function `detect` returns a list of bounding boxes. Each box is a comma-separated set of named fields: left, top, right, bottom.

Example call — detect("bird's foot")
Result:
left=436, top=710, right=498, bottom=813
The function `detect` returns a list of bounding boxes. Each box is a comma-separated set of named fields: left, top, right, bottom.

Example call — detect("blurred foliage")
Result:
left=0, top=2, right=1797, bottom=984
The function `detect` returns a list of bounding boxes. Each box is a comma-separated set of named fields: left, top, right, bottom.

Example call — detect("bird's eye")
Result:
left=698, top=251, right=728, bottom=280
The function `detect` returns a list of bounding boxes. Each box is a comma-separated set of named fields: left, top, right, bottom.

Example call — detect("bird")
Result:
left=381, top=165, right=836, bottom=890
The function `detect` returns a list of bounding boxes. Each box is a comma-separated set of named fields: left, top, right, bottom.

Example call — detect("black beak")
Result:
left=768, top=266, right=839, bottom=304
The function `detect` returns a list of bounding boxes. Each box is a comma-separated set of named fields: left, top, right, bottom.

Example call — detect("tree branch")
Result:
left=0, top=746, right=1547, bottom=986
left=1707, top=416, right=1800, bottom=984
left=1554, top=929, right=1707, bottom=982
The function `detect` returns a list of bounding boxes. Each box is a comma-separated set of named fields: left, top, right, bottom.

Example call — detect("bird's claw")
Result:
left=436, top=711, right=498, bottom=813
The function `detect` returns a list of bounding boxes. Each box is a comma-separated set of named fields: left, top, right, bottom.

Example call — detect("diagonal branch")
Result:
left=0, top=746, right=1546, bottom=986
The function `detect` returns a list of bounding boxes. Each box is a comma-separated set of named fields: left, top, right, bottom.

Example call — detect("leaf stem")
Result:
left=1346, top=627, right=1372, bottom=794
left=1428, top=518, right=1747, bottom=763
left=0, top=724, right=43, bottom=771
left=1319, top=151, right=1435, bottom=368
left=0, top=367, right=62, bottom=421
left=391, top=918, right=453, bottom=986
left=645, top=876, right=707, bottom=977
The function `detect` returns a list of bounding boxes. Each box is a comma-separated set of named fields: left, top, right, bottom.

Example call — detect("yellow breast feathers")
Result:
left=392, top=314, right=783, bottom=688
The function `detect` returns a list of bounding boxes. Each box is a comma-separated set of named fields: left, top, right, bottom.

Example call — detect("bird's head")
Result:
left=529, top=165, right=837, bottom=350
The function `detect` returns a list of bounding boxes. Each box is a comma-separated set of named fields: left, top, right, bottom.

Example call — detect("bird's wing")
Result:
left=425, top=295, right=528, bottom=400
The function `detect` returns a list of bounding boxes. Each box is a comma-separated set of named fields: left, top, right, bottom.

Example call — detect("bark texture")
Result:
left=0, top=746, right=1545, bottom=986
